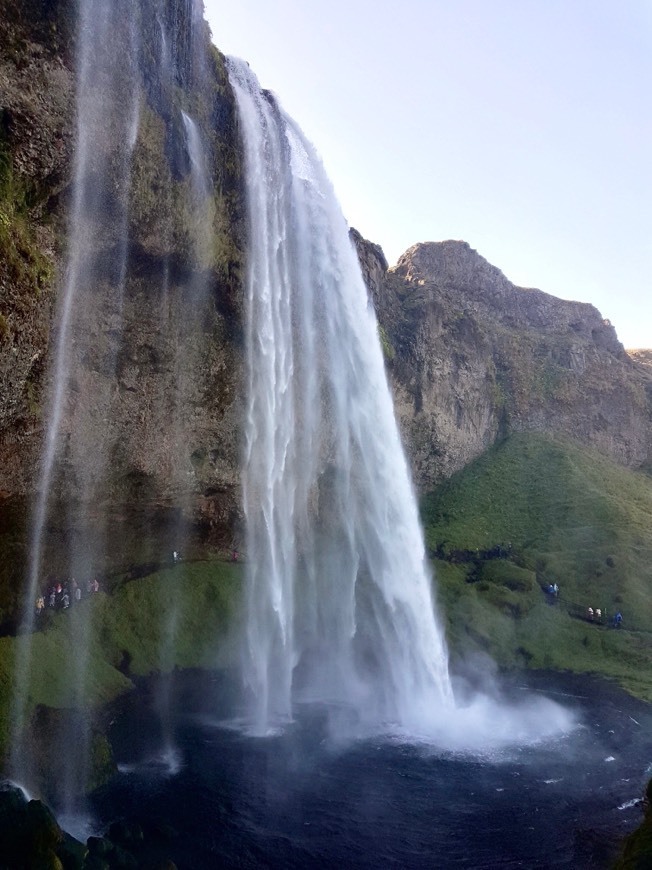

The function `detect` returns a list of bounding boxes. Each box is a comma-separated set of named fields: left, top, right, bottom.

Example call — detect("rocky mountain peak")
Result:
left=390, top=240, right=624, bottom=357
left=392, top=240, right=509, bottom=292
left=349, top=232, right=652, bottom=490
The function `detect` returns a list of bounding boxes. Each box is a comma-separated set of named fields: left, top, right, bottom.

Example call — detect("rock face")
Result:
left=353, top=235, right=652, bottom=491
left=0, top=0, right=76, bottom=497
left=0, top=0, right=246, bottom=587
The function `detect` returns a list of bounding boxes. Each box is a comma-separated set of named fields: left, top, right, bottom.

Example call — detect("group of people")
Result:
left=545, top=583, right=625, bottom=629
left=35, top=576, right=101, bottom=615
left=587, top=606, right=623, bottom=628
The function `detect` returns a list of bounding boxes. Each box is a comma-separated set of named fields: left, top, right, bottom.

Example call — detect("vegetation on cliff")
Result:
left=0, top=560, right=241, bottom=765
left=423, top=432, right=652, bottom=699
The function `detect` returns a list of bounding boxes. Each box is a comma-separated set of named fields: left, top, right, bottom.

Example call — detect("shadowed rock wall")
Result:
left=0, top=0, right=246, bottom=604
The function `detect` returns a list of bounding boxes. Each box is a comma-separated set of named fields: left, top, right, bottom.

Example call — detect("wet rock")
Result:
left=614, top=779, right=652, bottom=868
left=107, top=819, right=144, bottom=849
left=87, top=836, right=113, bottom=858
left=57, top=830, right=88, bottom=869
left=0, top=782, right=71, bottom=868
left=20, top=706, right=117, bottom=805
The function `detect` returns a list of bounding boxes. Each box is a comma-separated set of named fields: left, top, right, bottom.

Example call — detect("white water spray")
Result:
left=182, top=112, right=211, bottom=202
left=228, top=60, right=454, bottom=735
left=10, top=0, right=142, bottom=795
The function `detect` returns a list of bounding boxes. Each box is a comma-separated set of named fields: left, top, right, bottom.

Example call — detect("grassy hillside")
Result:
left=0, top=560, right=242, bottom=759
left=422, top=433, right=652, bottom=699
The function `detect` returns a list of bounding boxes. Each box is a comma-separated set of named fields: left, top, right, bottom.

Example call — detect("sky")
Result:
left=203, top=0, right=651, bottom=349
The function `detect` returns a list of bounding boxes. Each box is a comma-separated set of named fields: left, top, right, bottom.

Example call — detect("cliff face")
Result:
left=354, top=235, right=652, bottom=491
left=0, top=0, right=246, bottom=601
left=0, top=0, right=76, bottom=496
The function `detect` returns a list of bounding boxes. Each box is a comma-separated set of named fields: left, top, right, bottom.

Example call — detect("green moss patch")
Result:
left=0, top=137, right=53, bottom=316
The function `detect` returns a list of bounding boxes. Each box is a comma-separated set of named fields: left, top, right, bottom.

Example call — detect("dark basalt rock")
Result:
left=0, top=781, right=67, bottom=868
left=0, top=783, right=180, bottom=869
left=614, top=779, right=652, bottom=869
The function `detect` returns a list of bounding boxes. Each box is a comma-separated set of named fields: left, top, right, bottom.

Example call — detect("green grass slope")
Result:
left=0, top=560, right=242, bottom=759
left=422, top=433, right=652, bottom=699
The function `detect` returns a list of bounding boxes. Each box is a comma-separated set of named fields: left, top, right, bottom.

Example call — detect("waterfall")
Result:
left=182, top=112, right=211, bottom=202
left=10, top=0, right=142, bottom=799
left=227, top=59, right=453, bottom=735
left=10, top=0, right=218, bottom=802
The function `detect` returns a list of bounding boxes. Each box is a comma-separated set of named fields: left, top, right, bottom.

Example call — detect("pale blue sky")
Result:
left=204, top=0, right=651, bottom=349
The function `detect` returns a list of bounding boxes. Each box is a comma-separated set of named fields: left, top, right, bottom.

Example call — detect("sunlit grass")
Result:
left=424, top=433, right=652, bottom=700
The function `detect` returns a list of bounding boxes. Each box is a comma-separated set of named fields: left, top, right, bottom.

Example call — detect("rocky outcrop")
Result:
left=0, top=779, right=180, bottom=868
left=353, top=236, right=652, bottom=491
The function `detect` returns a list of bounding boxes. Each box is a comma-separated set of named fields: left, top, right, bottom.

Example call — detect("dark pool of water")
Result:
left=87, top=671, right=652, bottom=869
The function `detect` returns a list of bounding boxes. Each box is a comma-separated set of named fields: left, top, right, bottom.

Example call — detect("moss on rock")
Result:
left=0, top=560, right=241, bottom=767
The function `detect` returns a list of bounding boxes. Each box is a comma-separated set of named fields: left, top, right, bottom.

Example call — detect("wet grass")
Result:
left=424, top=433, right=652, bottom=700
left=0, top=560, right=242, bottom=759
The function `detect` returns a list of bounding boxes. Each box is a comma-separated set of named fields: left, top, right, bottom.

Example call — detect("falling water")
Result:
left=182, top=112, right=211, bottom=202
left=227, top=59, right=453, bottom=735
left=10, top=0, right=142, bottom=798
left=156, top=107, right=216, bottom=760
left=10, top=0, right=218, bottom=801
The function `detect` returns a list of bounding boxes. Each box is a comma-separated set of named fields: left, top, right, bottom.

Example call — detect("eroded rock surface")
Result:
left=353, top=235, right=652, bottom=491
left=0, top=0, right=246, bottom=582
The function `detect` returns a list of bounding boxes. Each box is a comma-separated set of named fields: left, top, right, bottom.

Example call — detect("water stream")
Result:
left=10, top=0, right=142, bottom=800
left=228, top=59, right=453, bottom=735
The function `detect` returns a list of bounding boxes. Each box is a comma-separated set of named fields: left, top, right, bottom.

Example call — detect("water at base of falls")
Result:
left=228, top=58, right=453, bottom=736
left=88, top=670, right=650, bottom=870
